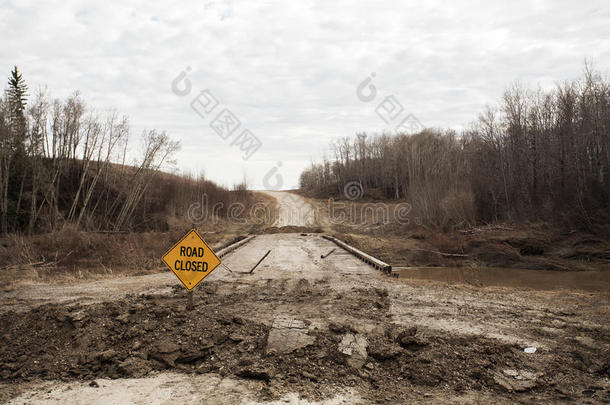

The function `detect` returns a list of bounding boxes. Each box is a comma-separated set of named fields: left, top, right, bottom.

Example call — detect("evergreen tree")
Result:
left=7, top=66, right=28, bottom=154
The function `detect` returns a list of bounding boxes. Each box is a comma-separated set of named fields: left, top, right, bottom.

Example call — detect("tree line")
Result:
left=300, top=65, right=609, bottom=231
left=0, top=67, right=247, bottom=234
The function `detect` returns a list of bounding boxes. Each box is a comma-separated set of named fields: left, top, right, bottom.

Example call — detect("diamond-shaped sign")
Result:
left=162, top=229, right=221, bottom=290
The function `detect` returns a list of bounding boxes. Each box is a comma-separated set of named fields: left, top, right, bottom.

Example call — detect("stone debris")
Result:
left=338, top=333, right=368, bottom=368
left=156, top=341, right=179, bottom=354
left=266, top=315, right=315, bottom=354
left=95, top=349, right=117, bottom=363
left=150, top=340, right=181, bottom=367
left=118, top=357, right=151, bottom=377
left=494, top=368, right=542, bottom=392
left=69, top=310, right=88, bottom=322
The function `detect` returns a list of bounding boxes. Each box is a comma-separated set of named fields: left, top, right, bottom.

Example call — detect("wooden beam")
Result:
left=216, top=235, right=256, bottom=258
left=322, top=235, right=392, bottom=274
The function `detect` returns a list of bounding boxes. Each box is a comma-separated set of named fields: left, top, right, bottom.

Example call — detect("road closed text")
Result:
left=174, top=246, right=209, bottom=272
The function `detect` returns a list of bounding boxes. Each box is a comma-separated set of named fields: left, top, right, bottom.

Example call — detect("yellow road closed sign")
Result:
left=162, top=229, right=221, bottom=290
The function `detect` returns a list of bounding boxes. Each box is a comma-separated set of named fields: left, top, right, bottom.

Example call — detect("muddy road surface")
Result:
left=1, top=192, right=609, bottom=404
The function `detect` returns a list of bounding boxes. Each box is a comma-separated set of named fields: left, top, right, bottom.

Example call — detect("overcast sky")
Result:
left=2, top=0, right=609, bottom=189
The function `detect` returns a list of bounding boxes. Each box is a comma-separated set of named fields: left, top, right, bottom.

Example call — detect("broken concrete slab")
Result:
left=266, top=315, right=314, bottom=354
left=338, top=333, right=368, bottom=368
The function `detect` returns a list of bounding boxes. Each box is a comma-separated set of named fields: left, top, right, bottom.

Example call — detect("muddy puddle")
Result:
left=393, top=266, right=610, bottom=292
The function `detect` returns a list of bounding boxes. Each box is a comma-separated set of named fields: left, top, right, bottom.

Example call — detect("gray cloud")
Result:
left=1, top=0, right=609, bottom=188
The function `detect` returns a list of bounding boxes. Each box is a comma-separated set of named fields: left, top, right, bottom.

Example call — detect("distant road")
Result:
left=259, top=190, right=317, bottom=227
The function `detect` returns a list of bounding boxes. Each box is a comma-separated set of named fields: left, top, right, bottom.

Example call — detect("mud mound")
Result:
left=259, top=226, right=324, bottom=234
left=1, top=281, right=608, bottom=403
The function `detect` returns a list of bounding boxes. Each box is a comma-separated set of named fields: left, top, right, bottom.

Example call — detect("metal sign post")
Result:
left=187, top=290, right=194, bottom=310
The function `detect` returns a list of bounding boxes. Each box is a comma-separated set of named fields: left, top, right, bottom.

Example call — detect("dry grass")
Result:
left=0, top=191, right=274, bottom=286
left=0, top=198, right=275, bottom=287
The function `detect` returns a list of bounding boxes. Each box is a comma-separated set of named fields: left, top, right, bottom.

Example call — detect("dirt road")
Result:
left=1, top=192, right=609, bottom=404
left=259, top=191, right=317, bottom=227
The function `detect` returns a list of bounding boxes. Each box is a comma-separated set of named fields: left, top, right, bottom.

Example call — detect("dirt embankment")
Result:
left=333, top=225, right=610, bottom=272
left=1, top=279, right=608, bottom=403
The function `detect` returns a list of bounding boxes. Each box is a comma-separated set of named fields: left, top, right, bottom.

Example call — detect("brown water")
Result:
left=393, top=266, right=610, bottom=293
